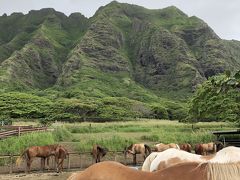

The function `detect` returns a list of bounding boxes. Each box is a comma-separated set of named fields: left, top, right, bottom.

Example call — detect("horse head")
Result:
left=215, top=141, right=224, bottom=152
left=123, top=144, right=133, bottom=158
left=97, top=146, right=108, bottom=157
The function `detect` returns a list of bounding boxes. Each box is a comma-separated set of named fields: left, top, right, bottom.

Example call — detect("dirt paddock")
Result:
left=0, top=171, right=77, bottom=180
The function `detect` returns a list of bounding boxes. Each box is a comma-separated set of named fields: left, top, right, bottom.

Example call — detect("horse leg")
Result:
left=55, top=156, right=59, bottom=173
left=143, top=153, right=146, bottom=160
left=58, top=158, right=64, bottom=173
left=41, top=158, right=45, bottom=172
left=133, top=154, right=137, bottom=165
left=46, top=157, right=50, bottom=171
left=27, top=158, right=33, bottom=173
left=97, top=154, right=100, bottom=163
left=95, top=155, right=98, bottom=163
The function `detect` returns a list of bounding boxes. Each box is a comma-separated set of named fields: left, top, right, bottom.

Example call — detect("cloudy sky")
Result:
left=0, top=0, right=239, bottom=40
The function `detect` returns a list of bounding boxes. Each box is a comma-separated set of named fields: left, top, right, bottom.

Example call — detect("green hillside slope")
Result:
left=0, top=2, right=240, bottom=122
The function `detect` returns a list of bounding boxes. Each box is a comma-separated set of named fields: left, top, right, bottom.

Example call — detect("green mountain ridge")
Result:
left=0, top=1, right=240, bottom=121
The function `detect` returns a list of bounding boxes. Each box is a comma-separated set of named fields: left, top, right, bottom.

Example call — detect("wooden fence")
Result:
left=0, top=126, right=48, bottom=139
left=0, top=151, right=144, bottom=174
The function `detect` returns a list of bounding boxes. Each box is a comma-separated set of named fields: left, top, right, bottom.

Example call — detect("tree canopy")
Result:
left=188, top=70, right=240, bottom=126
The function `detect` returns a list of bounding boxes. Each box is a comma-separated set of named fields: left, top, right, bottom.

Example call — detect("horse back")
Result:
left=28, top=145, right=59, bottom=158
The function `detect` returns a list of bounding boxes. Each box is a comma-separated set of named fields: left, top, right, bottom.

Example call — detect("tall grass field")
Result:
left=53, top=120, right=235, bottom=152
left=0, top=120, right=235, bottom=155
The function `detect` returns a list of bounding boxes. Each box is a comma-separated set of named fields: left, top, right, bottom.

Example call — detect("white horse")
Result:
left=141, top=152, right=159, bottom=171
left=149, top=146, right=240, bottom=172
left=149, top=148, right=205, bottom=172
left=209, top=146, right=240, bottom=163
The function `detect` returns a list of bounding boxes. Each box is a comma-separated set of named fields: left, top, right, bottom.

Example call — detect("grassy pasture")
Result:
left=53, top=120, right=235, bottom=152
left=0, top=132, right=55, bottom=155
left=1, top=119, right=234, bottom=155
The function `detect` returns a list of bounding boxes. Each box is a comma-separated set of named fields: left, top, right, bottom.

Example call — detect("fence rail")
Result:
left=0, top=127, right=47, bottom=139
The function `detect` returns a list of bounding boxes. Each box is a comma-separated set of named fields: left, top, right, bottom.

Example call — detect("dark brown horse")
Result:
left=16, top=144, right=60, bottom=173
left=67, top=161, right=240, bottom=180
left=91, top=144, right=108, bottom=163
left=179, top=143, right=192, bottom=153
left=124, top=143, right=151, bottom=165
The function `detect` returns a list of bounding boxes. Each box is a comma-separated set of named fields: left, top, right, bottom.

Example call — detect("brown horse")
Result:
left=179, top=143, right=192, bottom=153
left=45, top=145, right=69, bottom=173
left=55, top=145, right=69, bottom=173
left=124, top=144, right=151, bottom=165
left=153, top=143, right=179, bottom=152
left=195, top=142, right=218, bottom=155
left=67, top=161, right=240, bottom=180
left=91, top=144, right=108, bottom=163
left=16, top=144, right=60, bottom=173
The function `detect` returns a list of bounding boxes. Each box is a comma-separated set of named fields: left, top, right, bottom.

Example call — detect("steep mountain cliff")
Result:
left=0, top=1, right=240, bottom=121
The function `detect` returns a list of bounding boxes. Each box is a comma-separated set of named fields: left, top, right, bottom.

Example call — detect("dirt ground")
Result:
left=0, top=171, right=77, bottom=180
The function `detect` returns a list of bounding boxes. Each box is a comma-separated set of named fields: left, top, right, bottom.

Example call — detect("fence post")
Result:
left=67, top=154, right=70, bottom=170
left=114, top=152, right=117, bottom=162
left=80, top=154, right=82, bottom=169
left=9, top=155, right=13, bottom=174
left=124, top=153, right=127, bottom=165
left=18, top=127, right=21, bottom=137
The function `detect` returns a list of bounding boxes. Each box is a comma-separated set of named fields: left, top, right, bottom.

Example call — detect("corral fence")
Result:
left=0, top=151, right=144, bottom=174
left=0, top=126, right=48, bottom=139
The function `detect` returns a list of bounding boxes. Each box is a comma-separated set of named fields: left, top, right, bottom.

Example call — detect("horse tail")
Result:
left=16, top=149, right=27, bottom=166
left=213, top=143, right=217, bottom=153
left=176, top=144, right=180, bottom=150
left=187, top=144, right=192, bottom=153
left=144, top=144, right=152, bottom=155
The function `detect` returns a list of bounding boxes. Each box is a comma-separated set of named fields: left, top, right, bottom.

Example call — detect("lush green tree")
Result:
left=188, top=71, right=240, bottom=126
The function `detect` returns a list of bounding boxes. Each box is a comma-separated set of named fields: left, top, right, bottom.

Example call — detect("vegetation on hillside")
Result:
left=0, top=2, right=240, bottom=123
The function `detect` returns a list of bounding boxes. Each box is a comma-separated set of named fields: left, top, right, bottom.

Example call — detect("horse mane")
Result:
left=97, top=145, right=104, bottom=151
left=206, top=163, right=240, bottom=180
left=127, top=144, right=133, bottom=150
left=209, top=146, right=240, bottom=163
left=144, top=144, right=152, bottom=154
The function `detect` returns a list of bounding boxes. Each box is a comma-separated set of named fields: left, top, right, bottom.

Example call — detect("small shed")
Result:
left=212, top=129, right=240, bottom=147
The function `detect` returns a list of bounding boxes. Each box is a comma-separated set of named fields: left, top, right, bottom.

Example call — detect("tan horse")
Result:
left=124, top=143, right=151, bottom=165
left=179, top=143, right=192, bottom=153
left=153, top=143, right=179, bottom=152
left=67, top=161, right=240, bottom=180
left=195, top=142, right=216, bottom=155
left=91, top=144, right=108, bottom=163
left=16, top=144, right=60, bottom=173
